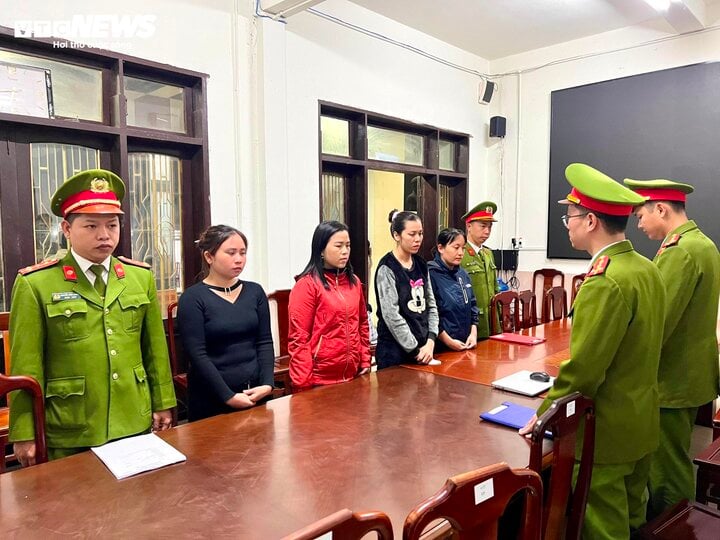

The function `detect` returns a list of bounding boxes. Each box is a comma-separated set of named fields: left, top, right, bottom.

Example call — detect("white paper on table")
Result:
left=91, top=433, right=186, bottom=480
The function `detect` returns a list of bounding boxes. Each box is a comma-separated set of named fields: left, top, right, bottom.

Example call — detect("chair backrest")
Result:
left=490, top=291, right=520, bottom=334
left=283, top=508, right=393, bottom=540
left=570, top=273, right=586, bottom=307
left=517, top=290, right=538, bottom=329
left=0, top=373, right=48, bottom=471
left=528, top=392, right=595, bottom=540
left=403, top=462, right=542, bottom=540
left=268, top=289, right=291, bottom=357
left=542, top=286, right=568, bottom=323
left=532, top=269, right=565, bottom=297
left=166, top=302, right=180, bottom=377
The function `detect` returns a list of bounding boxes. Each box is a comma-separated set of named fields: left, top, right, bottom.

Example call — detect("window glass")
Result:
left=125, top=76, right=186, bottom=133
left=128, top=153, right=183, bottom=312
left=0, top=49, right=103, bottom=121
left=367, top=125, right=423, bottom=166
left=30, top=142, right=100, bottom=262
left=321, top=173, right=345, bottom=222
left=320, top=116, right=350, bottom=157
left=439, top=140, right=455, bottom=171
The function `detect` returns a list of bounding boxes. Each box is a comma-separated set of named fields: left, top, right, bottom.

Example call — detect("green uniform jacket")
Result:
left=460, top=244, right=499, bottom=338
left=654, top=220, right=720, bottom=407
left=9, top=252, right=176, bottom=448
left=539, top=240, right=665, bottom=464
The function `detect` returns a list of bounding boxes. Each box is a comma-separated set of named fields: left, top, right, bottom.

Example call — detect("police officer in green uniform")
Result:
left=624, top=178, right=720, bottom=518
left=460, top=201, right=500, bottom=338
left=520, top=164, right=665, bottom=539
left=9, top=169, right=177, bottom=466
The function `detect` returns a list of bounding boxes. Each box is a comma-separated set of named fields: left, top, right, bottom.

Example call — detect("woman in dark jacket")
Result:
left=428, top=228, right=479, bottom=351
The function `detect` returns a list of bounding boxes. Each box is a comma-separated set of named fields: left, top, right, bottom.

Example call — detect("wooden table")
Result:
left=404, top=319, right=572, bottom=386
left=0, top=368, right=544, bottom=538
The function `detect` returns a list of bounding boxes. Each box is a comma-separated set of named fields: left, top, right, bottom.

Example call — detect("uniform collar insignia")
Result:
left=587, top=255, right=610, bottom=278
left=114, top=262, right=125, bottom=279
left=63, top=265, right=77, bottom=282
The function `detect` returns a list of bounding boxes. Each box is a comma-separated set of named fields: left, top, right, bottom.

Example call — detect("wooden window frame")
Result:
left=318, top=101, right=470, bottom=286
left=0, top=26, right=210, bottom=305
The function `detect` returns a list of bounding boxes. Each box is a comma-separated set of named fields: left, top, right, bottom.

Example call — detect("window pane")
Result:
left=320, top=116, right=350, bottom=157
left=128, top=153, right=183, bottom=313
left=321, top=173, right=345, bottom=222
left=439, top=140, right=455, bottom=171
left=0, top=49, right=103, bottom=121
left=125, top=77, right=186, bottom=133
left=31, top=143, right=100, bottom=262
left=439, top=183, right=450, bottom=230
left=367, top=126, right=423, bottom=166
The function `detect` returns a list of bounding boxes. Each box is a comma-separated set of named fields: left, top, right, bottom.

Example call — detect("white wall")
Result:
left=266, top=0, right=492, bottom=289
left=2, top=0, right=493, bottom=291
left=487, top=21, right=720, bottom=274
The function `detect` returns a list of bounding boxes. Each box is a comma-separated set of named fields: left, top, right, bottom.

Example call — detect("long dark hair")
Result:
left=298, top=220, right=357, bottom=289
left=196, top=224, right=247, bottom=278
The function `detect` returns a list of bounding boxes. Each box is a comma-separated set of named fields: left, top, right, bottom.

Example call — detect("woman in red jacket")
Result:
left=288, top=221, right=372, bottom=391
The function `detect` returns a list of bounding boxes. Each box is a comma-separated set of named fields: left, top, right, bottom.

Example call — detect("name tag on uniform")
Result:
left=52, top=292, right=81, bottom=302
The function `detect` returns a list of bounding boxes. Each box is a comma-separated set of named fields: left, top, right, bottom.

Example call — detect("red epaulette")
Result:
left=656, top=233, right=681, bottom=257
left=18, top=258, right=59, bottom=276
left=586, top=255, right=610, bottom=278
left=117, top=255, right=151, bottom=269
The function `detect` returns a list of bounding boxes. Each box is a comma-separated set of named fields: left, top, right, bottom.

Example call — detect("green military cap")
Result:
left=462, top=201, right=498, bottom=223
left=559, top=163, right=645, bottom=216
left=51, top=169, right=125, bottom=218
left=622, top=178, right=694, bottom=203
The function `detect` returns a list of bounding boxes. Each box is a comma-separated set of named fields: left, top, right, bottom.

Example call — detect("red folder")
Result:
left=489, top=333, right=546, bottom=346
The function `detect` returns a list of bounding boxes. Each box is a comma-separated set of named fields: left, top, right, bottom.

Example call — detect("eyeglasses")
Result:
left=561, top=212, right=590, bottom=228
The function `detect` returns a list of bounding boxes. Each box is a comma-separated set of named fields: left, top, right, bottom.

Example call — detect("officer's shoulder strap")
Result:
left=117, top=255, right=151, bottom=269
left=18, top=258, right=60, bottom=276
left=662, top=233, right=681, bottom=249
left=586, top=255, right=610, bottom=278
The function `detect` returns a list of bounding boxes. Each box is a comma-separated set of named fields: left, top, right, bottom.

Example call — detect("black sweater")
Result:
left=177, top=281, right=274, bottom=421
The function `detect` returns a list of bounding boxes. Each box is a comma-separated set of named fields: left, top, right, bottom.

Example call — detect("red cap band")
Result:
left=465, top=211, right=494, bottom=222
left=565, top=187, right=634, bottom=216
left=633, top=188, right=686, bottom=203
left=60, top=189, right=121, bottom=217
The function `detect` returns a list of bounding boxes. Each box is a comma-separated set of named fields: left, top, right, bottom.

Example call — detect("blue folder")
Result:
left=480, top=402, right=553, bottom=438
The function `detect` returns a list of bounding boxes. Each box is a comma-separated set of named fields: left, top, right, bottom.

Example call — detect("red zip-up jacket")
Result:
left=288, top=271, right=371, bottom=390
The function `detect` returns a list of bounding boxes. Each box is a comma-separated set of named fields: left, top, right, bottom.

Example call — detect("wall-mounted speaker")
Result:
left=479, top=80, right=495, bottom=105
left=490, top=116, right=506, bottom=138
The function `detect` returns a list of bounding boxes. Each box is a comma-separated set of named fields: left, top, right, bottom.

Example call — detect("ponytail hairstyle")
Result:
left=298, top=220, right=357, bottom=290
left=388, top=209, right=422, bottom=239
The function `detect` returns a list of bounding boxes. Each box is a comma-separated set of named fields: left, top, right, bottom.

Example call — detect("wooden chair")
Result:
left=491, top=291, right=521, bottom=334
left=0, top=373, right=48, bottom=473
left=639, top=500, right=720, bottom=539
left=268, top=290, right=292, bottom=396
left=712, top=409, right=720, bottom=440
left=694, top=434, right=720, bottom=506
left=528, top=392, right=595, bottom=540
left=282, top=508, right=393, bottom=540
left=267, top=289, right=291, bottom=357
left=570, top=273, right=586, bottom=307
left=166, top=302, right=186, bottom=425
left=542, top=286, right=568, bottom=323
left=518, top=290, right=538, bottom=329
left=403, top=462, right=543, bottom=540
left=532, top=269, right=565, bottom=298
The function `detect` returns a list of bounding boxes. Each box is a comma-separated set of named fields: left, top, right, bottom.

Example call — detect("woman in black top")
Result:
left=374, top=210, right=439, bottom=369
left=177, top=225, right=274, bottom=421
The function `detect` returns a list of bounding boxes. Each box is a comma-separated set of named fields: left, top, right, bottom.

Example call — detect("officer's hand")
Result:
left=14, top=441, right=37, bottom=467
left=226, top=393, right=255, bottom=409
left=152, top=409, right=174, bottom=431
left=243, top=385, right=272, bottom=403
left=518, top=414, right=538, bottom=438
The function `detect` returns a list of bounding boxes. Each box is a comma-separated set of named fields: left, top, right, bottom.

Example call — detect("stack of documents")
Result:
left=91, top=433, right=186, bottom=479
left=489, top=333, right=546, bottom=345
